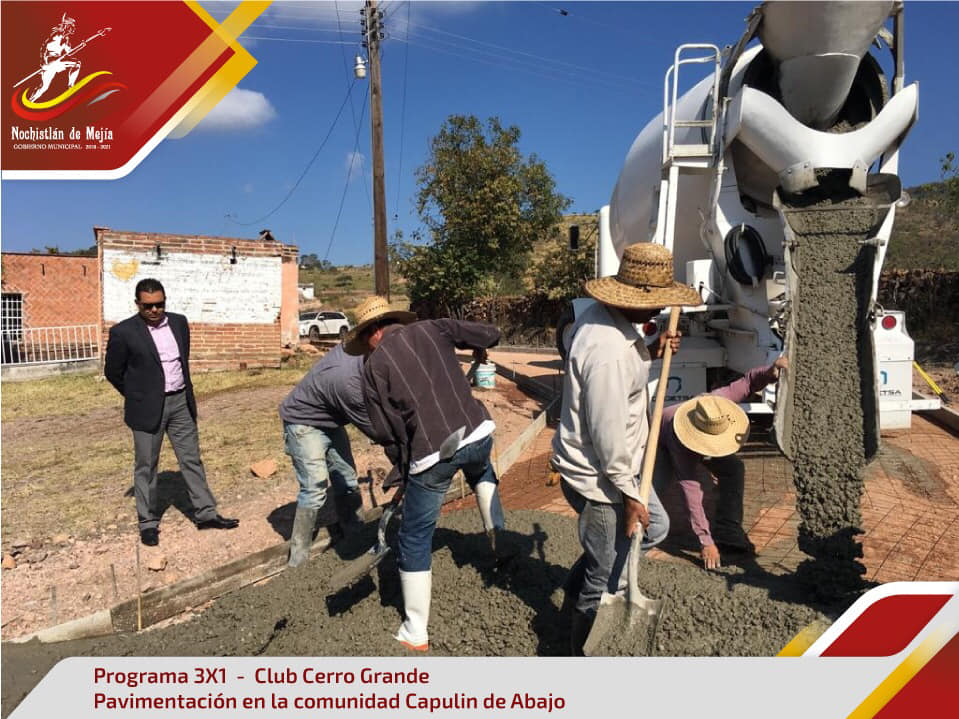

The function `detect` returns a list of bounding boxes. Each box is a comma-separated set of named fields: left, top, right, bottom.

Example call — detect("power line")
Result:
left=334, top=0, right=372, bottom=214
left=533, top=2, right=641, bottom=39
left=392, top=1, right=411, bottom=220
left=396, top=17, right=652, bottom=87
left=324, top=73, right=371, bottom=262
left=391, top=34, right=636, bottom=93
left=239, top=36, right=360, bottom=45
left=228, top=78, right=357, bottom=227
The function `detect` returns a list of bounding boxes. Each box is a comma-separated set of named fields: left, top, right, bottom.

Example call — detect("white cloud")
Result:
left=243, top=182, right=254, bottom=194
left=194, top=87, right=277, bottom=132
left=345, top=150, right=366, bottom=182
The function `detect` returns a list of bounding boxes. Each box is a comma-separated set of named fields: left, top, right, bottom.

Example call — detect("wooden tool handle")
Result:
left=638, top=306, right=680, bottom=504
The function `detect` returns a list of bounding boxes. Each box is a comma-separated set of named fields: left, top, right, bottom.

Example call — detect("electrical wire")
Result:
left=324, top=90, right=371, bottom=262
left=228, top=78, right=357, bottom=227
left=392, top=1, right=410, bottom=220
left=391, top=34, right=634, bottom=93
left=239, top=36, right=360, bottom=44
left=533, top=2, right=641, bottom=40
left=335, top=0, right=372, bottom=214
left=396, top=17, right=651, bottom=87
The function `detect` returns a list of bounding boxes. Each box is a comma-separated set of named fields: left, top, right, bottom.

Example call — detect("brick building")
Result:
left=98, top=227, right=299, bottom=371
left=1, top=253, right=99, bottom=326
left=1, top=253, right=100, bottom=366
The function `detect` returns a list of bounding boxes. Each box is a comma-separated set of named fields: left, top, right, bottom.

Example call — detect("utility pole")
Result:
left=363, top=0, right=390, bottom=300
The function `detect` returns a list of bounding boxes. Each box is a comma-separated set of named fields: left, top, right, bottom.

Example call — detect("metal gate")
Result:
left=1, top=293, right=100, bottom=365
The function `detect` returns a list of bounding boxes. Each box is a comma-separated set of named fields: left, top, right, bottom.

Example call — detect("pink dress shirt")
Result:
left=147, top=317, right=185, bottom=393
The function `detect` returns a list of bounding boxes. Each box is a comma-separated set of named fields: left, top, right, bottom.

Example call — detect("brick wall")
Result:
left=97, top=228, right=298, bottom=370
left=1, top=253, right=99, bottom=327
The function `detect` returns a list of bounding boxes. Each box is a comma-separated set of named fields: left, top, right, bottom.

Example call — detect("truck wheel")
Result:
left=309, top=326, right=320, bottom=342
left=555, top=304, right=575, bottom=361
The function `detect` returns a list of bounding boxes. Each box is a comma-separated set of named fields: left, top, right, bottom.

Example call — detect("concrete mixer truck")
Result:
left=563, top=0, right=940, bottom=467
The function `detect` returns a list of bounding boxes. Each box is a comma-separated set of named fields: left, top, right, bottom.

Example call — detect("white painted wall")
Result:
left=103, top=249, right=282, bottom=324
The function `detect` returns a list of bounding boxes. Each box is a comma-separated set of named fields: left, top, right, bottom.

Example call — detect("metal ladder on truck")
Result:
left=651, top=44, right=722, bottom=252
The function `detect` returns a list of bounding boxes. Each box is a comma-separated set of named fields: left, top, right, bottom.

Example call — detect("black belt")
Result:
left=165, top=387, right=186, bottom=396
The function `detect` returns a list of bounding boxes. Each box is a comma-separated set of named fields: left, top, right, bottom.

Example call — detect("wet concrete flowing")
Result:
left=779, top=173, right=888, bottom=598
left=2, top=510, right=832, bottom=715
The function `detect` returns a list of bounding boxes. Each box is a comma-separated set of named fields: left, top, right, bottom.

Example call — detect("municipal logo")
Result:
left=11, top=13, right=123, bottom=121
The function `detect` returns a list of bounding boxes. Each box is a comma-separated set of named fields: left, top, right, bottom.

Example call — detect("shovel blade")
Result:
left=326, top=545, right=391, bottom=594
left=583, top=591, right=664, bottom=657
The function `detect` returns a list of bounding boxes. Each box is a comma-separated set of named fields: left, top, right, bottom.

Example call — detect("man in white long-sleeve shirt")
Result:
left=552, top=242, right=701, bottom=655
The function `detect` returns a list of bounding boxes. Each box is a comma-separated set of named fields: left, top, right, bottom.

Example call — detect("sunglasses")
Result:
left=139, top=301, right=165, bottom=310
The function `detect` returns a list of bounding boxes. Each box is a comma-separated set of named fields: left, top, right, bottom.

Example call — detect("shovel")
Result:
left=326, top=428, right=465, bottom=593
left=582, top=306, right=680, bottom=656
left=327, top=482, right=404, bottom=593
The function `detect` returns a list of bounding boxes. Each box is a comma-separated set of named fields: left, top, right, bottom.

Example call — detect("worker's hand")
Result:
left=624, top=495, right=650, bottom=538
left=772, top=356, right=788, bottom=378
left=655, top=330, right=682, bottom=359
left=701, top=544, right=721, bottom=570
left=472, top=348, right=489, bottom=364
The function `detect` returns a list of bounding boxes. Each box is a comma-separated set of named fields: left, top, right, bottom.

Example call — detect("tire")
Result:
left=338, top=325, right=348, bottom=341
left=308, top=325, right=320, bottom=342
left=555, top=303, right=575, bottom=361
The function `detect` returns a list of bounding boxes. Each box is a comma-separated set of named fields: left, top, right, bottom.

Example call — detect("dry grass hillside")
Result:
left=887, top=181, right=959, bottom=270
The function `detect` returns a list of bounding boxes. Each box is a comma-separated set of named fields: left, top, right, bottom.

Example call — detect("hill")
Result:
left=887, top=180, right=959, bottom=270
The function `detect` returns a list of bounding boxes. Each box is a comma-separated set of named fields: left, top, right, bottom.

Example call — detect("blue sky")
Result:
left=2, top=1, right=958, bottom=264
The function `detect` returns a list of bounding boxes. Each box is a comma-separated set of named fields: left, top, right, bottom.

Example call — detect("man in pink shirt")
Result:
left=105, top=278, right=238, bottom=546
left=659, top=357, right=787, bottom=569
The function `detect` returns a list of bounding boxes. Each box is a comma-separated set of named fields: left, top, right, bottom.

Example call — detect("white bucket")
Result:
left=474, top=361, right=497, bottom=389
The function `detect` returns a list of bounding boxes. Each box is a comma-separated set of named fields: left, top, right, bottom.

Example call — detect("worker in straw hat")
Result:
left=658, top=357, right=788, bottom=569
left=552, top=241, right=701, bottom=655
left=348, top=297, right=505, bottom=652
left=277, top=296, right=414, bottom=568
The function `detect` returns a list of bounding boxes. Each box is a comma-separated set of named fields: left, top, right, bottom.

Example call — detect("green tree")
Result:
left=397, top=115, right=569, bottom=311
left=530, top=217, right=598, bottom=301
left=941, top=152, right=959, bottom=217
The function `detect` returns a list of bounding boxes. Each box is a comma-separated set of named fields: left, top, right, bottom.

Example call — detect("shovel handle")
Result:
left=638, top=306, right=680, bottom=504
left=625, top=528, right=642, bottom=605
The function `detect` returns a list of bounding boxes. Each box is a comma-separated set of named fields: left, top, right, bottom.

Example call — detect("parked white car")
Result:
left=299, top=311, right=351, bottom=341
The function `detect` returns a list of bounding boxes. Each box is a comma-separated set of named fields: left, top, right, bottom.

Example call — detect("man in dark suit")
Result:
left=104, top=278, right=238, bottom=546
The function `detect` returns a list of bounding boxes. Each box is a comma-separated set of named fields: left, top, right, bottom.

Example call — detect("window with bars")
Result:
left=1, top=293, right=23, bottom=339
left=2, top=293, right=24, bottom=364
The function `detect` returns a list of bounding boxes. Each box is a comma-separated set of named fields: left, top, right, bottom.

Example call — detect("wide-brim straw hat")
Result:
left=673, top=395, right=750, bottom=457
left=584, top=242, right=701, bottom=310
left=343, top=295, right=416, bottom=355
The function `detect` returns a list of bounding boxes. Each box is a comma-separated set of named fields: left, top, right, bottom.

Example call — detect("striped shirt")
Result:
left=362, top=319, right=501, bottom=476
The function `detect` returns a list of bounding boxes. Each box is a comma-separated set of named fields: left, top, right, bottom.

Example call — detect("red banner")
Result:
left=1, top=1, right=267, bottom=179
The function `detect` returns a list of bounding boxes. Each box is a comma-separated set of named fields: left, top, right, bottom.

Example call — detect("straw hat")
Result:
left=584, top=243, right=701, bottom=310
left=673, top=396, right=750, bottom=457
left=343, top=296, right=416, bottom=355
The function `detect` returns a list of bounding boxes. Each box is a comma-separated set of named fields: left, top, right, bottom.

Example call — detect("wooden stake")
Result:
left=110, top=563, right=119, bottom=600
left=50, top=586, right=58, bottom=626
left=135, top=538, right=142, bottom=632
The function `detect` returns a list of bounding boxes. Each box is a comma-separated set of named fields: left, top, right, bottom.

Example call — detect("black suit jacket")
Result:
left=104, top=312, right=198, bottom=432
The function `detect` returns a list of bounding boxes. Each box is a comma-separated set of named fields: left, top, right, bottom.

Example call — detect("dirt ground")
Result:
left=0, top=362, right=542, bottom=641
left=912, top=361, right=959, bottom=403
left=1, top=509, right=833, bottom=716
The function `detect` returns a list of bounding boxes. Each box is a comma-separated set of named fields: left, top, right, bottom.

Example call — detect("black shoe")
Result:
left=196, top=514, right=239, bottom=530
left=140, top=528, right=159, bottom=546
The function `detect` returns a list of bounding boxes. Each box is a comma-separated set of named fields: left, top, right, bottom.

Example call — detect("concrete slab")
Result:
left=490, top=415, right=959, bottom=582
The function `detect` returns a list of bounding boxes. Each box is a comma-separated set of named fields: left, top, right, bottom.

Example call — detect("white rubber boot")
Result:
left=474, top=481, right=505, bottom=551
left=395, top=570, right=432, bottom=651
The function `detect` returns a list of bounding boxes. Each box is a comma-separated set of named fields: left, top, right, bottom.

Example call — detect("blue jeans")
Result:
left=561, top=478, right=669, bottom=616
left=398, top=434, right=496, bottom=572
left=283, top=422, right=358, bottom=510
